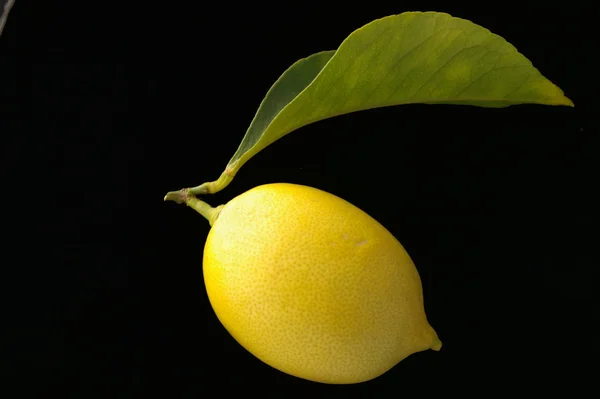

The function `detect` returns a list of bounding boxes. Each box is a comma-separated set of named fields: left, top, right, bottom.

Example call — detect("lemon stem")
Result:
left=188, top=170, right=234, bottom=195
left=163, top=189, right=223, bottom=226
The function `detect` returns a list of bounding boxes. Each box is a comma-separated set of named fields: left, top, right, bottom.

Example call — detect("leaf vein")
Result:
left=453, top=64, right=528, bottom=98
left=361, top=15, right=435, bottom=104
left=407, top=35, right=477, bottom=101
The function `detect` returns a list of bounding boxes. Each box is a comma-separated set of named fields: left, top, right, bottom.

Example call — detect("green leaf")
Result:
left=185, top=11, right=573, bottom=196
left=228, top=50, right=336, bottom=169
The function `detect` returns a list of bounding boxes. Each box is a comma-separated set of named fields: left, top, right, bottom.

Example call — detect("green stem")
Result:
left=188, top=170, right=234, bottom=195
left=163, top=188, right=223, bottom=226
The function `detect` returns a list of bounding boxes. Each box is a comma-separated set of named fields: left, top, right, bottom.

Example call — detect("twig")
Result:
left=0, top=0, right=16, bottom=38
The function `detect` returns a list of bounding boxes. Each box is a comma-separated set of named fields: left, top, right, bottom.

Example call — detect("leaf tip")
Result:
left=563, top=96, right=575, bottom=107
left=550, top=95, right=574, bottom=107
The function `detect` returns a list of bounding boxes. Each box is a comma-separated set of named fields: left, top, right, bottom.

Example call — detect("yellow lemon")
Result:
left=202, top=183, right=440, bottom=384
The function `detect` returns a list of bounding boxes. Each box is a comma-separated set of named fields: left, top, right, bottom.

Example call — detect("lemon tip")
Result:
left=431, top=338, right=442, bottom=351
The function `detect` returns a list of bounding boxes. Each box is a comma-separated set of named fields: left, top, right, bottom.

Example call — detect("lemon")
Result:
left=197, top=183, right=440, bottom=384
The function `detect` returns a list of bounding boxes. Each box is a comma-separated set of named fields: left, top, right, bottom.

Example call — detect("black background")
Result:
left=1, top=1, right=594, bottom=397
